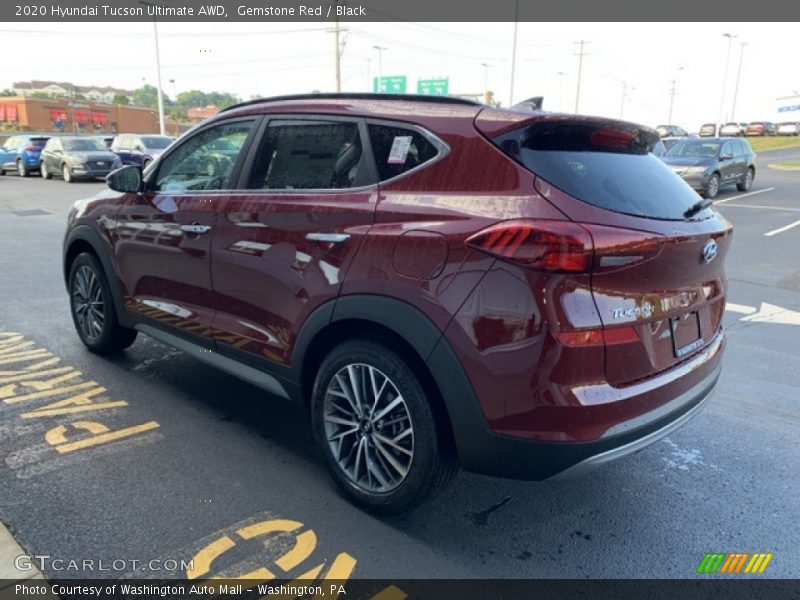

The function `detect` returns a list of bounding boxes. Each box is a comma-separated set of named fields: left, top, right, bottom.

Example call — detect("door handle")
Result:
left=306, top=233, right=350, bottom=244
left=180, top=224, right=211, bottom=234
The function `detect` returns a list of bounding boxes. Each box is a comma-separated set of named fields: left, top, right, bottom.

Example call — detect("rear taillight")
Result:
left=466, top=220, right=664, bottom=273
left=556, top=326, right=638, bottom=347
left=24, top=146, right=40, bottom=151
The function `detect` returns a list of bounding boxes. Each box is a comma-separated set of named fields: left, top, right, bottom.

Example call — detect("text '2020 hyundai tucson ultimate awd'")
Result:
left=63, top=94, right=731, bottom=512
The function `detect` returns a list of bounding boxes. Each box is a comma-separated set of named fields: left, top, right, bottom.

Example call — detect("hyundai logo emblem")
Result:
left=702, top=240, right=718, bottom=264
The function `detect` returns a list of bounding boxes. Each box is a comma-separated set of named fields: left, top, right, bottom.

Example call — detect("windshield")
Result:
left=63, top=138, right=107, bottom=152
left=141, top=136, right=172, bottom=150
left=665, top=141, right=720, bottom=158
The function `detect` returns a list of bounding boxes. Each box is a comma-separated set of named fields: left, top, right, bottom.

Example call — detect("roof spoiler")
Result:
left=511, top=97, right=544, bottom=111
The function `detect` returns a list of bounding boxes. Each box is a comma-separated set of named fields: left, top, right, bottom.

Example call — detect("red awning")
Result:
left=91, top=111, right=109, bottom=125
left=74, top=109, right=89, bottom=124
left=5, top=104, right=18, bottom=121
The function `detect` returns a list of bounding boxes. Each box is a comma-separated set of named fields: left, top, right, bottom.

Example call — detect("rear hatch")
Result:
left=476, top=111, right=732, bottom=386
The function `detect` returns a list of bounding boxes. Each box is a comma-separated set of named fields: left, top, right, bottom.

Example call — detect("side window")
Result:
left=5, top=137, right=19, bottom=149
left=153, top=120, right=253, bottom=192
left=721, top=142, right=732, bottom=158
left=247, top=120, right=364, bottom=190
left=738, top=140, right=749, bottom=156
left=367, top=124, right=439, bottom=181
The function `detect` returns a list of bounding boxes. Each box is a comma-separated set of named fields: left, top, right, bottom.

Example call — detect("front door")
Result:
left=210, top=117, right=377, bottom=366
left=113, top=118, right=257, bottom=341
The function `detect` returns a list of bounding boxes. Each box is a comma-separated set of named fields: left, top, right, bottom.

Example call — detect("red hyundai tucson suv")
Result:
left=63, top=94, right=731, bottom=512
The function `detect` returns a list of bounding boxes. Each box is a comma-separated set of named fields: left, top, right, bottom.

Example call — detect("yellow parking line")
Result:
left=21, top=401, right=128, bottom=419
left=53, top=421, right=160, bottom=454
left=3, top=381, right=98, bottom=404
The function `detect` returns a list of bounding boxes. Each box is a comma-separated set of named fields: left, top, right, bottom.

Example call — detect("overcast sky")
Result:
left=2, top=21, right=797, bottom=128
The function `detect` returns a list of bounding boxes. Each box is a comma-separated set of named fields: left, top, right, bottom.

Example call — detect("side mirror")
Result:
left=107, top=165, right=142, bottom=193
left=720, top=153, right=733, bottom=161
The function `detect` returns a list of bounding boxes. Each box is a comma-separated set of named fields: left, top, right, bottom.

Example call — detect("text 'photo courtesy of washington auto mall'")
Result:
left=0, top=0, right=799, bottom=599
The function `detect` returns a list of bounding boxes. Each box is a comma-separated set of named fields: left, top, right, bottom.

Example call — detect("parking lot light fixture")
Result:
left=730, top=41, right=747, bottom=122
left=717, top=33, right=738, bottom=130
left=139, top=0, right=166, bottom=135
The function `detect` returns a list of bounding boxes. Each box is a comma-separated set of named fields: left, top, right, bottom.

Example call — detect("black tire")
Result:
left=704, top=173, right=720, bottom=199
left=737, top=167, right=754, bottom=192
left=311, top=338, right=457, bottom=513
left=68, top=252, right=137, bottom=354
left=17, top=160, right=29, bottom=177
left=62, top=163, right=74, bottom=183
left=41, top=161, right=52, bottom=179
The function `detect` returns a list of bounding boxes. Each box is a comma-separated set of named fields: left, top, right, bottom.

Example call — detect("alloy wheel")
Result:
left=63, top=164, right=72, bottom=182
left=17, top=160, right=26, bottom=177
left=744, top=169, right=753, bottom=190
left=323, top=363, right=414, bottom=493
left=72, top=265, right=105, bottom=342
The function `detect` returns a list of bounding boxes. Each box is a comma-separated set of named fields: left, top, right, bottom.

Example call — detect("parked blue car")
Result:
left=0, top=134, right=50, bottom=177
left=110, top=134, right=174, bottom=169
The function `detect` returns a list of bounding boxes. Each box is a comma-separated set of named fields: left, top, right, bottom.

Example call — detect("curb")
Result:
left=0, top=521, right=47, bottom=589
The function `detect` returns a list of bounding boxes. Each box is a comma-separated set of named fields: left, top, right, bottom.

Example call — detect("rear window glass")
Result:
left=29, top=137, right=49, bottom=146
left=367, top=124, right=439, bottom=181
left=494, top=121, right=704, bottom=221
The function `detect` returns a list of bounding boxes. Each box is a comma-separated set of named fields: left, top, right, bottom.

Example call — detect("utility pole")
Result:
left=730, top=41, right=747, bottom=122
left=509, top=0, right=519, bottom=106
left=557, top=71, right=566, bottom=112
left=481, top=62, right=491, bottom=96
left=334, top=5, right=341, bottom=92
left=574, top=40, right=588, bottom=113
left=717, top=33, right=737, bottom=129
left=667, top=67, right=684, bottom=125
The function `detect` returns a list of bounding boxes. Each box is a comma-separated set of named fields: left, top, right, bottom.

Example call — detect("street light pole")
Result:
left=730, top=41, right=747, bottom=122
left=557, top=71, right=566, bottom=112
left=509, top=0, right=519, bottom=106
left=717, top=33, right=737, bottom=130
left=139, top=1, right=166, bottom=135
left=574, top=40, right=589, bottom=113
left=481, top=62, right=491, bottom=97
left=372, top=45, right=386, bottom=93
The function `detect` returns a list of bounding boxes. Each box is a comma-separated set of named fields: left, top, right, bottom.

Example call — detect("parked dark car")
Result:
left=40, top=136, right=121, bottom=182
left=662, top=137, right=755, bottom=199
left=0, top=134, right=50, bottom=177
left=656, top=124, right=688, bottom=137
left=777, top=121, right=800, bottom=136
left=111, top=134, right=174, bottom=169
left=719, top=122, right=747, bottom=137
left=745, top=121, right=777, bottom=136
left=62, top=94, right=731, bottom=512
left=698, top=123, right=717, bottom=137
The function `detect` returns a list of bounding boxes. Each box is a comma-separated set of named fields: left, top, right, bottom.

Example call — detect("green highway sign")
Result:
left=374, top=76, right=407, bottom=94
left=417, top=78, right=449, bottom=96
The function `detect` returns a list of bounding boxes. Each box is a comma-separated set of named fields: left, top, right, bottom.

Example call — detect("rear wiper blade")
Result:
left=683, top=198, right=713, bottom=219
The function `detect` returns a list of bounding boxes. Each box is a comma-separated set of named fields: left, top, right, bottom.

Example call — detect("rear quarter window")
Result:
left=367, top=124, right=439, bottom=181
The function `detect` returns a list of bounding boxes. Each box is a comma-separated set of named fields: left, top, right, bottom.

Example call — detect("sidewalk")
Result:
left=0, top=521, right=47, bottom=589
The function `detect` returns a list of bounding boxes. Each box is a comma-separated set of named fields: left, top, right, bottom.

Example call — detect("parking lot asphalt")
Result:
left=0, top=157, right=798, bottom=582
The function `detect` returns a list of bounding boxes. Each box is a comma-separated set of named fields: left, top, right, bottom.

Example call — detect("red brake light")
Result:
left=467, top=220, right=592, bottom=272
left=556, top=326, right=638, bottom=347
left=24, top=146, right=39, bottom=151
left=467, top=220, right=664, bottom=273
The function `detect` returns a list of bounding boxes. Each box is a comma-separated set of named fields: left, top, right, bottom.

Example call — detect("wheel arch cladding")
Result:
left=295, top=295, right=481, bottom=454
left=64, top=226, right=130, bottom=326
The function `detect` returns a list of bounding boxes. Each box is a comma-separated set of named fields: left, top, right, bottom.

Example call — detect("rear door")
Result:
left=114, top=118, right=257, bottom=341
left=209, top=116, right=377, bottom=366
left=719, top=140, right=738, bottom=182
left=0, top=136, right=19, bottom=170
left=484, top=116, right=732, bottom=386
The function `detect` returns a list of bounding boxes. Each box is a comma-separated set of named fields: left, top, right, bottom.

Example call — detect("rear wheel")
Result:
left=68, top=253, right=137, bottom=353
left=737, top=167, right=754, bottom=192
left=704, top=173, right=720, bottom=199
left=311, top=339, right=457, bottom=513
left=62, top=164, right=74, bottom=183
left=17, top=160, right=29, bottom=177
left=41, top=161, right=51, bottom=179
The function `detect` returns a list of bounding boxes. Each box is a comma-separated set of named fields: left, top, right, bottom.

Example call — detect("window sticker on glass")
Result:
left=387, top=136, right=413, bottom=164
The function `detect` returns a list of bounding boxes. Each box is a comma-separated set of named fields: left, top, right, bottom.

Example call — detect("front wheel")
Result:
left=68, top=253, right=137, bottom=353
left=704, top=173, right=720, bottom=199
left=737, top=168, right=754, bottom=192
left=41, top=161, right=52, bottom=179
left=62, top=164, right=74, bottom=183
left=311, top=339, right=457, bottom=513
left=17, top=160, right=29, bottom=177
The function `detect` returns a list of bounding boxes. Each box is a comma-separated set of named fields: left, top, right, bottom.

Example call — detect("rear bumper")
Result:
left=429, top=328, right=724, bottom=481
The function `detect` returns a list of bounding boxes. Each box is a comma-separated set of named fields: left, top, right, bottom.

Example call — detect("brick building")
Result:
left=0, top=97, right=158, bottom=135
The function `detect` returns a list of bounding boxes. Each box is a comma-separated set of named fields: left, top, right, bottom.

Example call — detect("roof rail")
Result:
left=220, top=92, right=482, bottom=113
